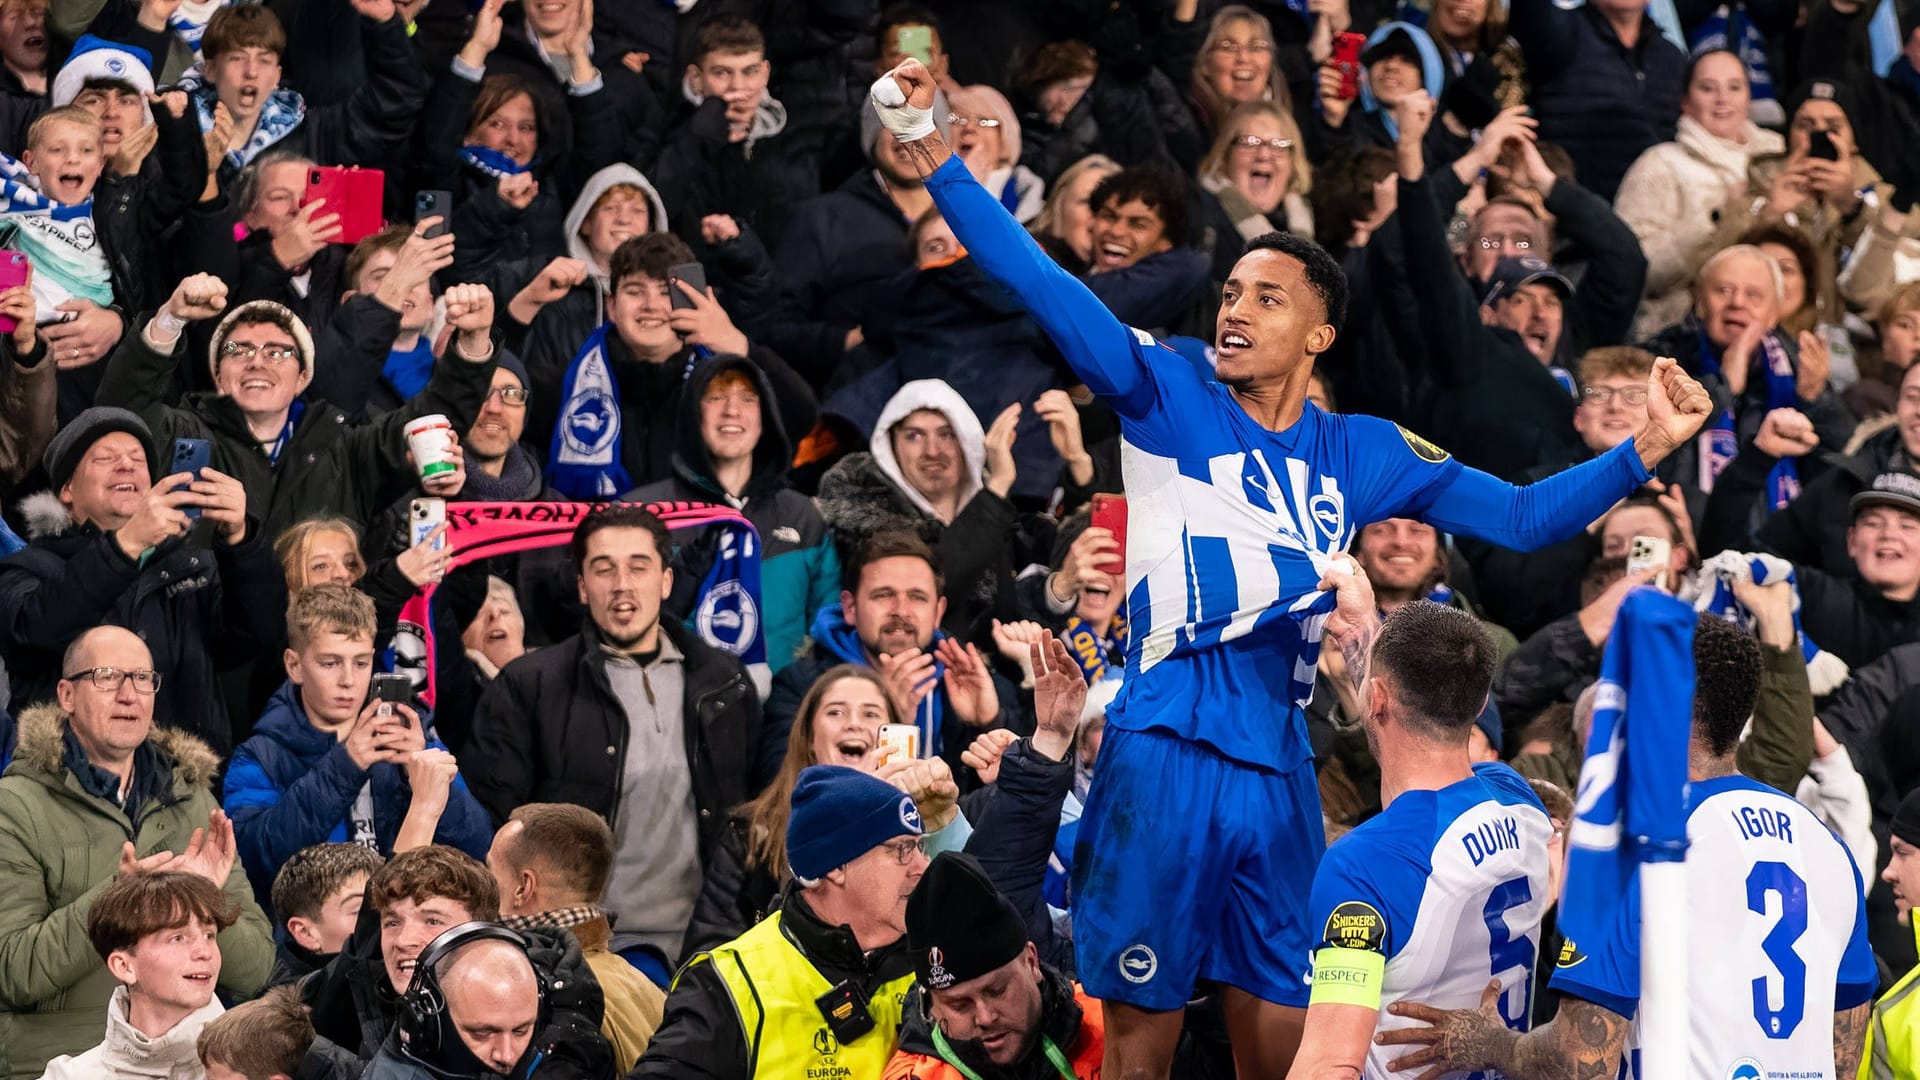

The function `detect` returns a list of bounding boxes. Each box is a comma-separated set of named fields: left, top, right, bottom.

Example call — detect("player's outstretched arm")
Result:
left=1417, top=359, right=1714, bottom=552
left=1834, top=1002, right=1869, bottom=1079
left=1376, top=988, right=1629, bottom=1080
left=871, top=60, right=1159, bottom=415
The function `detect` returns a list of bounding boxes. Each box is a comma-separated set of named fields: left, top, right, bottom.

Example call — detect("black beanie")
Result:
left=906, top=852, right=1030, bottom=991
left=1894, top=787, right=1920, bottom=849
left=42, top=407, right=157, bottom=491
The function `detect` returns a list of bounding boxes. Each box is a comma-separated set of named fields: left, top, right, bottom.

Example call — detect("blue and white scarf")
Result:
left=169, top=0, right=240, bottom=55
left=458, top=145, right=535, bottom=179
left=1688, top=550, right=1850, bottom=694
left=191, top=82, right=306, bottom=170
left=1694, top=325, right=1801, bottom=508
left=548, top=325, right=631, bottom=498
left=0, top=151, right=110, bottom=316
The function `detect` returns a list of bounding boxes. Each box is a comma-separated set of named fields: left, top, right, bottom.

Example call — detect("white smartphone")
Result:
left=1627, top=534, right=1671, bottom=592
left=879, top=724, right=921, bottom=761
left=410, top=498, right=448, bottom=552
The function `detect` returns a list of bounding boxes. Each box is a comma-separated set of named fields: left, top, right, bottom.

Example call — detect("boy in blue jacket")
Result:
left=224, top=583, right=493, bottom=906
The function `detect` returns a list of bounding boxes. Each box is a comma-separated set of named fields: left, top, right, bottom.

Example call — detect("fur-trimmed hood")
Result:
left=8, top=701, right=220, bottom=790
left=17, top=490, right=75, bottom=542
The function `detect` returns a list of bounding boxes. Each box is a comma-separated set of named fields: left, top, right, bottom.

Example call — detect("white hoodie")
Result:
left=869, top=378, right=986, bottom=524
left=40, top=985, right=223, bottom=1080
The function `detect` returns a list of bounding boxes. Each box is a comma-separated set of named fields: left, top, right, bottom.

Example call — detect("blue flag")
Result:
left=1560, top=588, right=1696, bottom=998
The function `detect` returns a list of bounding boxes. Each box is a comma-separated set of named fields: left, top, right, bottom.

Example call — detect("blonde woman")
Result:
left=1198, top=101, right=1314, bottom=280
left=948, top=84, right=1045, bottom=222
left=1190, top=6, right=1293, bottom=141
left=1029, top=153, right=1120, bottom=273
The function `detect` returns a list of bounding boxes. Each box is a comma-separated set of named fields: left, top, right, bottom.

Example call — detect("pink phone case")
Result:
left=0, top=251, right=29, bottom=334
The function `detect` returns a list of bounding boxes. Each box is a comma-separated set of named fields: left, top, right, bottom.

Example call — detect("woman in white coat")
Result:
left=1614, top=48, right=1785, bottom=339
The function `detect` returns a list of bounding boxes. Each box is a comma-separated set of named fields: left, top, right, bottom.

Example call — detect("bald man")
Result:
left=0, top=626, right=275, bottom=1080
left=364, top=934, right=546, bottom=1079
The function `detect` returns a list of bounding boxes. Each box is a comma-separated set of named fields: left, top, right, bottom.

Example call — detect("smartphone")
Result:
left=303, top=166, right=386, bottom=245
left=0, top=250, right=25, bottom=334
left=1807, top=129, right=1840, bottom=162
left=1627, top=534, right=1671, bottom=592
left=1331, top=32, right=1367, bottom=102
left=879, top=723, right=921, bottom=761
left=1089, top=493, right=1127, bottom=577
left=170, top=438, right=212, bottom=520
left=896, top=24, right=935, bottom=67
left=668, top=261, right=707, bottom=312
left=410, top=497, right=448, bottom=552
left=370, top=672, right=412, bottom=721
left=414, top=189, right=452, bottom=239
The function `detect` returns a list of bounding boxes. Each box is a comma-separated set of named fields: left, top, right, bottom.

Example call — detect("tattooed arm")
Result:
left=1319, top=558, right=1379, bottom=701
left=1375, top=984, right=1631, bottom=1080
left=1834, top=1002, right=1869, bottom=1079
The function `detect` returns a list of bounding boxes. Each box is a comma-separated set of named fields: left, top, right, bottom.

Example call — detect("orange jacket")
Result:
left=882, top=983, right=1105, bottom=1080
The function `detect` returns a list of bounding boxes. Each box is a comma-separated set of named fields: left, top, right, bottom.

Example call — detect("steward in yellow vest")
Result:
left=633, top=765, right=929, bottom=1079
left=1863, top=790, right=1920, bottom=1079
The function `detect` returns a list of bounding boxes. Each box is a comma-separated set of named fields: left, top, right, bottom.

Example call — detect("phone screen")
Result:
left=896, top=25, right=935, bottom=67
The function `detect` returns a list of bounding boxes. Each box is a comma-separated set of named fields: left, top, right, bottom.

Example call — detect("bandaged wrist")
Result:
left=150, top=308, right=187, bottom=343
left=869, top=76, right=935, bottom=141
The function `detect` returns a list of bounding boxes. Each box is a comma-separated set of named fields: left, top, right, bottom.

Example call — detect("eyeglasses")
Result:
left=1231, top=134, right=1293, bottom=153
left=1580, top=385, right=1650, bottom=406
left=882, top=836, right=926, bottom=865
left=62, top=667, right=162, bottom=694
left=220, top=340, right=300, bottom=364
left=484, top=385, right=530, bottom=407
left=946, top=114, right=1000, bottom=129
left=1213, top=38, right=1273, bottom=56
left=1476, top=234, right=1534, bottom=252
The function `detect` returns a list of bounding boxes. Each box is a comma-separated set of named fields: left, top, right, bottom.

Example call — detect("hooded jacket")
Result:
left=625, top=355, right=839, bottom=676
left=651, top=80, right=825, bottom=249
left=0, top=493, right=284, bottom=758
left=818, top=379, right=1032, bottom=636
left=843, top=258, right=1073, bottom=502
left=223, top=681, right=495, bottom=906
left=566, top=164, right=670, bottom=305
left=1614, top=116, right=1787, bottom=338
left=93, top=313, right=497, bottom=541
left=40, top=986, right=223, bottom=1080
left=0, top=703, right=275, bottom=1080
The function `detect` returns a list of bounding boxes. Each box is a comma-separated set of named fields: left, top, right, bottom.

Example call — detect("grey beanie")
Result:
left=208, top=300, right=316, bottom=383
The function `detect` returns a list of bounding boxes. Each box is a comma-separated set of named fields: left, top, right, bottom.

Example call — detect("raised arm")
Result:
left=876, top=60, right=1162, bottom=418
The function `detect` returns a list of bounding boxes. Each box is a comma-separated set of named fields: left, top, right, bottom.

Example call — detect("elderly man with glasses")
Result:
left=0, top=405, right=285, bottom=757
left=0, top=624, right=275, bottom=1080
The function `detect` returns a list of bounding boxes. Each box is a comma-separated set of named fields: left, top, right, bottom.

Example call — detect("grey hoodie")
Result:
left=869, top=378, right=985, bottom=524
left=563, top=164, right=671, bottom=322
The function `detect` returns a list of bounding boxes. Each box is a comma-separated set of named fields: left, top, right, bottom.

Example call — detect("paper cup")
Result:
left=405, top=414, right=456, bottom=480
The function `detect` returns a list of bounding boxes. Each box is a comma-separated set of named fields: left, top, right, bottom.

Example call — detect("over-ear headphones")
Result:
left=397, top=922, right=554, bottom=1060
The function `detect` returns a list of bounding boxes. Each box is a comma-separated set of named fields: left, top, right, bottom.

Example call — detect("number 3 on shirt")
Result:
left=1483, top=876, right=1536, bottom=1030
left=1746, top=861, right=1808, bottom=1039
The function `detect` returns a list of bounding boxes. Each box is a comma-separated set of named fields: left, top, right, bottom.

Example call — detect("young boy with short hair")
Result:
left=40, top=870, right=239, bottom=1079
left=267, top=841, right=384, bottom=986
left=197, top=985, right=318, bottom=1080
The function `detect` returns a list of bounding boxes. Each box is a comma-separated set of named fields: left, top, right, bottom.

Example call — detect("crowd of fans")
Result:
left=0, top=0, right=1910, bottom=1075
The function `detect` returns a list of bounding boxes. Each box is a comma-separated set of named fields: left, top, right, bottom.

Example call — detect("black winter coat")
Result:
left=1699, top=421, right=1908, bottom=574
left=462, top=619, right=761, bottom=856
left=650, top=95, right=830, bottom=247
left=0, top=509, right=283, bottom=758
left=1508, top=0, right=1685, bottom=201
left=471, top=18, right=662, bottom=178
left=766, top=169, right=913, bottom=384
left=93, top=315, right=497, bottom=539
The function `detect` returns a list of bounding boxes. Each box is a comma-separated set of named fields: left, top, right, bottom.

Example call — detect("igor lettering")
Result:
left=1462, top=817, right=1521, bottom=866
left=1732, top=805, right=1795, bottom=843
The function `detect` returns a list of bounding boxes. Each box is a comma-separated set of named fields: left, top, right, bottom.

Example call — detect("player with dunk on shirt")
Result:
left=1374, top=612, right=1877, bottom=1080
left=1288, top=569, right=1554, bottom=1080
left=869, top=60, right=1714, bottom=1079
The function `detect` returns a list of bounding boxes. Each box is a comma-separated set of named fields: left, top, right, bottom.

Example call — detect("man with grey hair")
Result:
left=1639, top=242, right=1857, bottom=468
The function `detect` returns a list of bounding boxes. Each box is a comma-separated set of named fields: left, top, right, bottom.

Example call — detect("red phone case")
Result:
left=303, top=166, right=386, bottom=245
left=1331, top=32, right=1367, bottom=101
left=0, top=250, right=26, bottom=334
left=1090, top=494, right=1127, bottom=577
